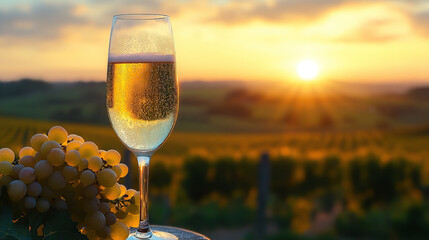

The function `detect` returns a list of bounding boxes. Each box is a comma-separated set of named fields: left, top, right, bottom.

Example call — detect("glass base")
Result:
left=127, top=225, right=210, bottom=240
left=127, top=228, right=178, bottom=240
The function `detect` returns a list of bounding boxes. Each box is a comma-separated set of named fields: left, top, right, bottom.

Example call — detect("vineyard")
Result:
left=2, top=115, right=429, bottom=163
left=2, top=115, right=429, bottom=239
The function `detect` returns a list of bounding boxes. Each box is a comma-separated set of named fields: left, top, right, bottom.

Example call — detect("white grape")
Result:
left=110, top=221, right=129, bottom=240
left=83, top=184, right=99, bottom=198
left=97, top=168, right=117, bottom=188
left=122, top=212, right=139, bottom=228
left=80, top=170, right=95, bottom=185
left=53, top=165, right=66, bottom=172
left=117, top=163, right=129, bottom=178
left=66, top=140, right=83, bottom=152
left=79, top=142, right=99, bottom=159
left=34, top=152, right=42, bottom=162
left=109, top=202, right=116, bottom=211
left=67, top=134, right=84, bottom=143
left=124, top=189, right=137, bottom=200
left=47, top=148, right=66, bottom=166
left=19, top=167, right=36, bottom=184
left=65, top=150, right=81, bottom=167
left=84, top=229, right=97, bottom=240
left=48, top=171, right=67, bottom=190
left=30, top=134, right=48, bottom=152
left=40, top=141, right=61, bottom=157
left=111, top=165, right=122, bottom=179
left=63, top=166, right=78, bottom=181
left=0, top=175, right=13, bottom=186
left=127, top=204, right=139, bottom=215
left=133, top=191, right=140, bottom=206
left=19, top=146, right=36, bottom=158
left=28, top=182, right=42, bottom=197
left=19, top=155, right=36, bottom=168
left=98, top=150, right=106, bottom=158
left=24, top=196, right=37, bottom=209
left=0, top=148, right=15, bottom=163
left=74, top=183, right=85, bottom=196
left=34, top=160, right=53, bottom=179
left=2, top=126, right=142, bottom=240
left=115, top=209, right=128, bottom=219
left=102, top=183, right=121, bottom=200
left=7, top=180, right=27, bottom=201
left=0, top=161, right=13, bottom=175
left=119, top=184, right=127, bottom=198
left=84, top=211, right=106, bottom=230
left=48, top=126, right=68, bottom=144
left=79, top=159, right=89, bottom=172
left=88, top=156, right=103, bottom=172
left=98, top=201, right=110, bottom=214
left=82, top=197, right=100, bottom=213
left=104, top=150, right=121, bottom=166
left=97, top=226, right=111, bottom=239
left=105, top=211, right=117, bottom=226
left=10, top=164, right=24, bottom=179
left=36, top=198, right=51, bottom=213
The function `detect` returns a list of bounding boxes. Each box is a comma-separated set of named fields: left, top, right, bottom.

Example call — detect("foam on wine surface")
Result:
left=108, top=54, right=175, bottom=63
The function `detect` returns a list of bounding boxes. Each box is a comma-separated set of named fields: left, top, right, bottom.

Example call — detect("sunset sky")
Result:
left=0, top=0, right=429, bottom=83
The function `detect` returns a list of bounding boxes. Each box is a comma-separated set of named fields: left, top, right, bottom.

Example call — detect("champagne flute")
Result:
left=106, top=14, right=178, bottom=240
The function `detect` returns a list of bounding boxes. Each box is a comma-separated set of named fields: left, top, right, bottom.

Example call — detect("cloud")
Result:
left=0, top=0, right=176, bottom=41
left=88, top=0, right=180, bottom=21
left=336, top=19, right=406, bottom=43
left=317, top=3, right=413, bottom=43
left=0, top=0, right=428, bottom=45
left=0, top=2, right=90, bottom=40
left=206, top=0, right=429, bottom=39
left=413, top=11, right=429, bottom=36
left=209, top=0, right=343, bottom=24
left=207, top=0, right=423, bottom=43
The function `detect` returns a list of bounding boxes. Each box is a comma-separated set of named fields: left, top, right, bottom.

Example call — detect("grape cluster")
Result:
left=0, top=126, right=140, bottom=240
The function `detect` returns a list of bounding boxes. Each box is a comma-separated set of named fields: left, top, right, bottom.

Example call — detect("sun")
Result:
left=297, top=60, right=319, bottom=81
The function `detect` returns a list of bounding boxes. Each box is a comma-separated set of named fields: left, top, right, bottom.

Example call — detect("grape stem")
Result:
left=136, top=154, right=152, bottom=238
left=108, top=195, right=132, bottom=210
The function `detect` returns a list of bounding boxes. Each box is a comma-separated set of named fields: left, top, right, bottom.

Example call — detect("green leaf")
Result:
left=0, top=203, right=15, bottom=239
left=0, top=195, right=87, bottom=240
left=0, top=187, right=87, bottom=240
left=7, top=217, right=31, bottom=240
left=45, top=231, right=88, bottom=240
left=28, top=210, right=47, bottom=240
left=0, top=204, right=12, bottom=233
left=1, top=236, right=19, bottom=240
left=0, top=204, right=31, bottom=240
left=44, top=210, right=88, bottom=240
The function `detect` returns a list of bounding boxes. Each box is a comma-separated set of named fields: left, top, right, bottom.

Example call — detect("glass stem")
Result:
left=136, top=155, right=152, bottom=238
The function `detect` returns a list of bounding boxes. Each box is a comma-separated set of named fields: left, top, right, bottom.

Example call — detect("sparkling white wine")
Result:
left=107, top=54, right=178, bottom=152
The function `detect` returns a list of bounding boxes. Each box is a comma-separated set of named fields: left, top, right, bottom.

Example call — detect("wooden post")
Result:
left=256, top=152, right=270, bottom=240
